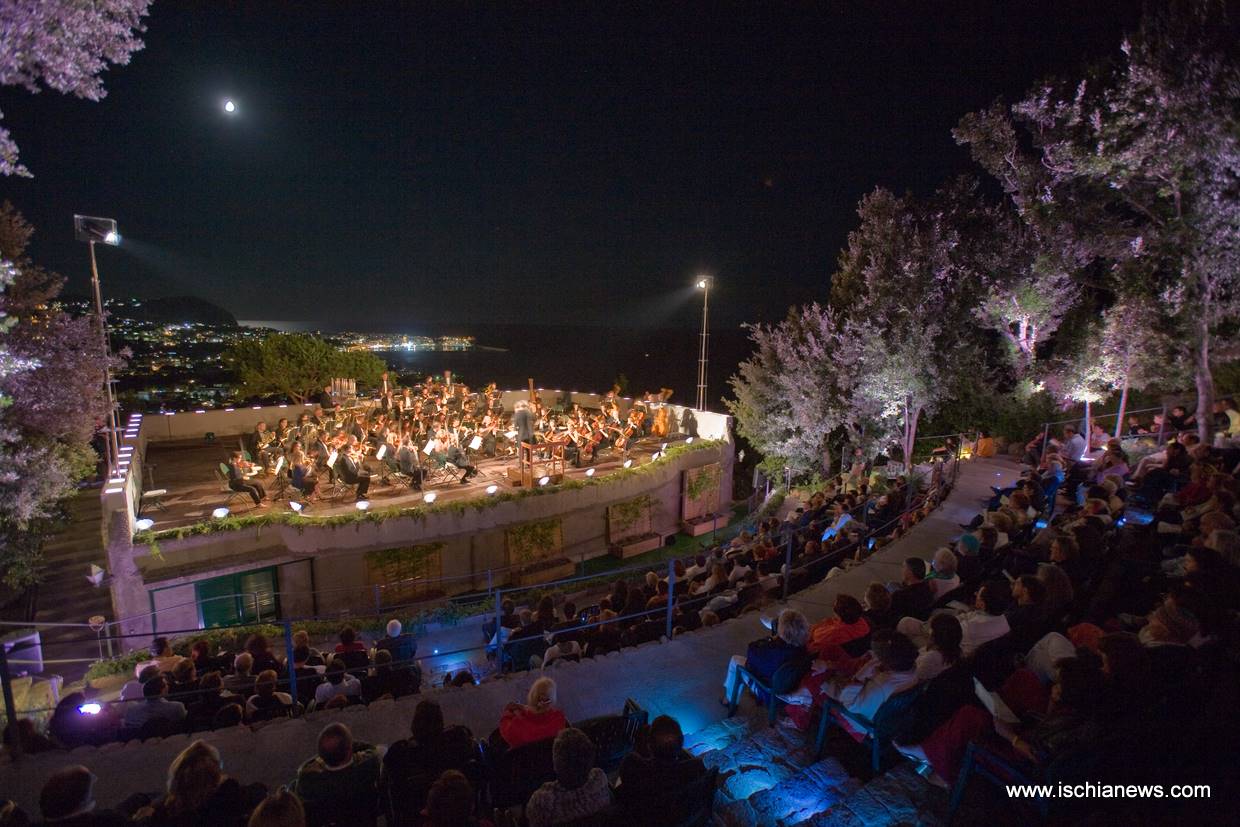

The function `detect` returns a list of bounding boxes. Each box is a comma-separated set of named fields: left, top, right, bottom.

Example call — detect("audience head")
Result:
left=902, top=557, right=927, bottom=584
left=975, top=580, right=1012, bottom=615
left=501, top=598, right=515, bottom=616
left=151, top=637, right=172, bottom=658
left=1037, top=562, right=1075, bottom=607
left=338, top=626, right=357, bottom=646
left=931, top=547, right=957, bottom=578
left=1142, top=604, right=1199, bottom=646
left=928, top=613, right=963, bottom=663
left=1013, top=575, right=1046, bottom=606
left=426, top=770, right=474, bottom=827
left=411, top=699, right=445, bottom=744
left=233, top=652, right=254, bottom=677
left=292, top=630, right=311, bottom=650
left=247, top=789, right=305, bottom=827
left=833, top=594, right=865, bottom=625
left=1097, top=631, right=1149, bottom=684
left=254, top=670, right=278, bottom=698
left=551, top=727, right=595, bottom=790
left=325, top=659, right=346, bottom=685
left=863, top=581, right=892, bottom=614
left=39, top=766, right=96, bottom=822
left=386, top=619, right=402, bottom=637
left=317, top=723, right=355, bottom=769
left=527, top=676, right=558, bottom=711
left=165, top=741, right=223, bottom=815
left=776, top=610, right=810, bottom=647
left=172, top=658, right=195, bottom=685
left=144, top=675, right=169, bottom=700
left=536, top=596, right=556, bottom=623
left=647, top=715, right=686, bottom=762
left=1206, top=529, right=1240, bottom=568
left=871, top=631, right=919, bottom=672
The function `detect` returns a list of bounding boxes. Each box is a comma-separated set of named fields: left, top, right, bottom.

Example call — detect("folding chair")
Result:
left=423, top=453, right=463, bottom=485
left=216, top=465, right=250, bottom=506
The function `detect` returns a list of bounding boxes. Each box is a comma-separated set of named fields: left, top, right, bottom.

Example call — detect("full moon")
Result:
left=224, top=100, right=236, bottom=113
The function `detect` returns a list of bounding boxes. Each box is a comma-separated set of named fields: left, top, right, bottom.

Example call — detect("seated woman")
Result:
left=288, top=445, right=318, bottom=502
left=133, top=740, right=267, bottom=826
left=245, top=669, right=294, bottom=722
left=720, top=609, right=811, bottom=706
left=805, top=595, right=870, bottom=666
left=498, top=677, right=567, bottom=750
left=915, top=613, right=963, bottom=683
left=927, top=548, right=961, bottom=600
left=382, top=700, right=476, bottom=812
left=896, top=656, right=1107, bottom=788
left=781, top=630, right=920, bottom=733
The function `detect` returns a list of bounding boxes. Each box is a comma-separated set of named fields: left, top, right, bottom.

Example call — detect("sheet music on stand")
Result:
left=273, top=456, right=285, bottom=475
left=327, top=450, right=339, bottom=468
left=468, top=435, right=483, bottom=451
left=423, top=438, right=436, bottom=455
left=375, top=444, right=387, bottom=460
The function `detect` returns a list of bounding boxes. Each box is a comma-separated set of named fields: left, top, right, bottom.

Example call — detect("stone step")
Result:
left=685, top=712, right=760, bottom=756
left=717, top=757, right=860, bottom=827
left=704, top=721, right=825, bottom=803
left=792, top=763, right=945, bottom=827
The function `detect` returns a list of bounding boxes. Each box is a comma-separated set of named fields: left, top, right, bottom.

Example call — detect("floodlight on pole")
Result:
left=73, top=215, right=122, bottom=476
left=695, top=276, right=712, bottom=411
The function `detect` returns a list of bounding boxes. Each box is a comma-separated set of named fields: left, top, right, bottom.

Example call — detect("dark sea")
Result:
left=238, top=321, right=753, bottom=408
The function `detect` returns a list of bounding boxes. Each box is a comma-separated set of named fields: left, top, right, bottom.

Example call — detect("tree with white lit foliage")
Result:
left=956, top=0, right=1240, bottom=442
left=0, top=0, right=151, bottom=176
left=727, top=303, right=860, bottom=476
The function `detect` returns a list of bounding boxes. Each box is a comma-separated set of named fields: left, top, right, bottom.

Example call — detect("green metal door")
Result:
left=195, top=567, right=279, bottom=628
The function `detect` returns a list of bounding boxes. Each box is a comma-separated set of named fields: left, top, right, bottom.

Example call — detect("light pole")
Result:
left=696, top=276, right=711, bottom=411
left=73, top=215, right=122, bottom=477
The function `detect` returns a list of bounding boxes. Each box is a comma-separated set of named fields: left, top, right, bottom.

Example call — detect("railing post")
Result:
left=782, top=526, right=794, bottom=601
left=373, top=584, right=382, bottom=615
left=282, top=620, right=298, bottom=713
left=493, top=587, right=504, bottom=669
left=0, top=643, right=20, bottom=760
left=486, top=569, right=493, bottom=597
left=1040, top=422, right=1050, bottom=464
left=665, top=560, right=676, bottom=640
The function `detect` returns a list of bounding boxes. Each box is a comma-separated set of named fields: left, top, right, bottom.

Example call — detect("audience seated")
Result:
left=382, top=700, right=476, bottom=819
left=615, top=715, right=707, bottom=825
left=290, top=724, right=380, bottom=817
left=524, top=728, right=611, bottom=827
left=37, top=766, right=126, bottom=827
left=314, top=660, right=362, bottom=707
left=134, top=740, right=266, bottom=827
left=123, top=676, right=188, bottom=732
left=246, top=790, right=305, bottom=827
left=721, top=609, right=810, bottom=706
left=245, top=670, right=294, bottom=723
left=498, top=677, right=567, bottom=750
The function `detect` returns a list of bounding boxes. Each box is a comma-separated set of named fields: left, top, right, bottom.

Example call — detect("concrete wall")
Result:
left=108, top=434, right=734, bottom=646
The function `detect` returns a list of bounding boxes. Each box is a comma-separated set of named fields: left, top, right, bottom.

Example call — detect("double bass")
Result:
left=650, top=387, right=674, bottom=438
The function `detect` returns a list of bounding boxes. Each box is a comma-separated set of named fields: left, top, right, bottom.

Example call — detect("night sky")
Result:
left=0, top=1, right=1140, bottom=331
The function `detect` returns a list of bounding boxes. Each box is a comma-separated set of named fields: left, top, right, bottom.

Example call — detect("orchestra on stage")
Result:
left=225, top=375, right=678, bottom=507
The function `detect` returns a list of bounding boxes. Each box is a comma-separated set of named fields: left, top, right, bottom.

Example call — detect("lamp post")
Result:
left=696, top=276, right=711, bottom=411
left=73, top=215, right=122, bottom=477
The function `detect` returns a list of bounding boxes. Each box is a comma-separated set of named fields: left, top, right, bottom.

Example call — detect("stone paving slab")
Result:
left=0, top=458, right=1015, bottom=815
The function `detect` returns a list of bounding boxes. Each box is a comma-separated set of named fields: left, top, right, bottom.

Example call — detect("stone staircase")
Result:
left=30, top=489, right=115, bottom=682
left=684, top=708, right=948, bottom=827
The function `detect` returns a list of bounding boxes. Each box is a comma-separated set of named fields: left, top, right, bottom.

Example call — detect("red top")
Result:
left=807, top=616, right=870, bottom=660
left=498, top=704, right=567, bottom=749
left=334, top=642, right=366, bottom=653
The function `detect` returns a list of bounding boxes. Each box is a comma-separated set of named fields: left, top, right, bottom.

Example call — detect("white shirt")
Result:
left=930, top=575, right=961, bottom=599
left=314, top=674, right=361, bottom=706
left=915, top=648, right=951, bottom=683
left=958, top=611, right=1011, bottom=656
left=829, top=659, right=920, bottom=722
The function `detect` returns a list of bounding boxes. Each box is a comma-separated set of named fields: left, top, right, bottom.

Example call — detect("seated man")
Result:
left=251, top=421, right=278, bottom=469
left=430, top=431, right=478, bottom=483
left=395, top=436, right=426, bottom=491
left=889, top=557, right=935, bottom=620
left=616, top=715, right=707, bottom=823
left=37, top=765, right=128, bottom=827
left=292, top=723, right=381, bottom=812
left=226, top=451, right=267, bottom=507
left=525, top=728, right=612, bottom=827
left=721, top=609, right=810, bottom=706
left=123, top=675, right=188, bottom=731
left=375, top=619, right=418, bottom=668
left=334, top=437, right=372, bottom=500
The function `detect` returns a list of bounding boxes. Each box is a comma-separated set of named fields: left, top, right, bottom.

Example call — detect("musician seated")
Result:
left=335, top=436, right=371, bottom=500
left=289, top=447, right=318, bottom=502
left=227, top=451, right=268, bottom=507
left=430, top=431, right=478, bottom=484
left=251, top=421, right=278, bottom=469
left=395, top=438, right=425, bottom=491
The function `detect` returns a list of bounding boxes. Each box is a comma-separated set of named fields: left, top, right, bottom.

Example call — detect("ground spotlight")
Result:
left=212, top=507, right=230, bottom=519
left=585, top=468, right=595, bottom=477
left=685, top=437, right=694, bottom=444
left=77, top=703, right=102, bottom=716
left=539, top=476, right=550, bottom=486
left=623, top=459, right=633, bottom=469
left=289, top=501, right=304, bottom=513
left=651, top=451, right=662, bottom=461
left=485, top=484, right=499, bottom=495
left=423, top=492, right=437, bottom=504
left=355, top=500, right=370, bottom=511
left=135, top=518, right=154, bottom=531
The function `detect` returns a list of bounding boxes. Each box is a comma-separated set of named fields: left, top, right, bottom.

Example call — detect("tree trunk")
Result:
left=1114, top=372, right=1130, bottom=440
left=1194, top=317, right=1214, bottom=445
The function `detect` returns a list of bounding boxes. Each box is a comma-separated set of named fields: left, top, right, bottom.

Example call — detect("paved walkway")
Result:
left=0, top=458, right=1018, bottom=814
